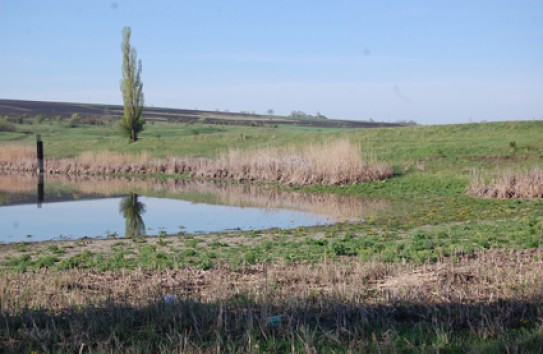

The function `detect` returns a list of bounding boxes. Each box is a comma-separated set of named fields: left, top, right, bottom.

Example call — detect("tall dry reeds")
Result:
left=0, top=144, right=35, bottom=161
left=0, top=140, right=393, bottom=185
left=192, top=139, right=393, bottom=185
left=469, top=168, right=543, bottom=198
left=78, top=150, right=152, bottom=166
left=0, top=144, right=36, bottom=171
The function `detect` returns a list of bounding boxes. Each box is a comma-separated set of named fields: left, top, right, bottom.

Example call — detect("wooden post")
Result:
left=36, top=134, right=44, bottom=174
left=36, top=134, right=44, bottom=207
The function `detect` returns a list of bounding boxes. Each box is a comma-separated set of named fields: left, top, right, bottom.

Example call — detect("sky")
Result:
left=1, top=1, right=542, bottom=125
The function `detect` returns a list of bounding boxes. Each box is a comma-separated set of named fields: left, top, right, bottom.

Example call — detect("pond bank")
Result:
left=0, top=140, right=393, bottom=185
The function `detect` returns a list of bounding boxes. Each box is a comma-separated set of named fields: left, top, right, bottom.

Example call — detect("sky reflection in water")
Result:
left=0, top=174, right=387, bottom=243
left=0, top=195, right=330, bottom=243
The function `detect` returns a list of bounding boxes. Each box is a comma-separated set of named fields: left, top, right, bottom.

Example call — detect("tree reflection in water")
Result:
left=119, top=193, right=146, bottom=237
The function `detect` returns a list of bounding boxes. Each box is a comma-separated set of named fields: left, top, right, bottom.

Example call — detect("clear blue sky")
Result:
left=1, top=1, right=542, bottom=124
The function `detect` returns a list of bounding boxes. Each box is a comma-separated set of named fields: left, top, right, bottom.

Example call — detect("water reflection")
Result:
left=37, top=173, right=44, bottom=208
left=0, top=173, right=395, bottom=243
left=119, top=193, right=146, bottom=237
left=0, top=173, right=389, bottom=222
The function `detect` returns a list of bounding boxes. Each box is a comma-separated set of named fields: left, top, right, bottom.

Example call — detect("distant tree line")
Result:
left=290, top=111, right=327, bottom=119
left=394, top=119, right=418, bottom=125
left=0, top=113, right=118, bottom=129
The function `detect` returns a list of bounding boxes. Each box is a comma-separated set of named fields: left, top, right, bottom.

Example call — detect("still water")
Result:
left=0, top=174, right=387, bottom=243
left=1, top=196, right=332, bottom=242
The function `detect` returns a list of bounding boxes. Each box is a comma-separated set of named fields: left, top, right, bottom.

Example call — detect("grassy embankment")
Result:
left=1, top=119, right=543, bottom=352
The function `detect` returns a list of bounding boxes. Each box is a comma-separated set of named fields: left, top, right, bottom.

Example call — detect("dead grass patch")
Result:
left=1, top=249, right=542, bottom=312
left=2, top=249, right=543, bottom=352
left=469, top=168, right=543, bottom=198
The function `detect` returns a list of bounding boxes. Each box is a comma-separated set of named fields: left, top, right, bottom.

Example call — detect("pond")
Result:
left=0, top=173, right=388, bottom=243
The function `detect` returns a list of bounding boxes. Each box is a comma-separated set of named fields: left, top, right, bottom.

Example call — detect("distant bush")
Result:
left=67, top=113, right=81, bottom=128
left=83, top=116, right=100, bottom=125
left=7, top=116, right=25, bottom=124
left=0, top=117, right=16, bottom=132
left=34, top=114, right=46, bottom=124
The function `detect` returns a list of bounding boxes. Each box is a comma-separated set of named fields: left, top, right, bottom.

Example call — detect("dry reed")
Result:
left=469, top=168, right=543, bottom=198
left=0, top=140, right=393, bottom=185
left=0, top=144, right=35, bottom=172
left=199, top=139, right=393, bottom=185
left=0, top=144, right=35, bottom=161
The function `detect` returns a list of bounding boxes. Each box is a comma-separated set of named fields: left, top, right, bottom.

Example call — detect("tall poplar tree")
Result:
left=120, top=26, right=145, bottom=143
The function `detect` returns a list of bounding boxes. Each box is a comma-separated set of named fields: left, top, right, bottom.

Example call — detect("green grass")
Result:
left=5, top=120, right=541, bottom=163
left=1, top=120, right=342, bottom=158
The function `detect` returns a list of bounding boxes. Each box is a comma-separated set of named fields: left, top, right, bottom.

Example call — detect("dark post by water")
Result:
left=36, top=134, right=44, bottom=208
left=36, top=134, right=44, bottom=174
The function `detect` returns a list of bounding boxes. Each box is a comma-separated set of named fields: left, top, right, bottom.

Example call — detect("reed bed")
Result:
left=0, top=144, right=35, bottom=161
left=198, top=139, right=393, bottom=185
left=2, top=249, right=543, bottom=352
left=469, top=168, right=543, bottom=198
left=78, top=150, right=152, bottom=166
left=0, top=144, right=35, bottom=171
left=0, top=140, right=392, bottom=185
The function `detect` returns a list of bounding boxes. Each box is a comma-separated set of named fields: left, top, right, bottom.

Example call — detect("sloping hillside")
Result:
left=0, top=99, right=404, bottom=128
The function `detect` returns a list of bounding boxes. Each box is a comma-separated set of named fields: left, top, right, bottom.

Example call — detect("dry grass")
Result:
left=469, top=168, right=543, bottom=198
left=2, top=249, right=541, bottom=311
left=0, top=144, right=35, bottom=172
left=78, top=150, right=152, bottom=166
left=0, top=144, right=35, bottom=161
left=196, top=139, right=393, bottom=185
left=0, top=140, right=393, bottom=185
left=2, top=250, right=543, bottom=352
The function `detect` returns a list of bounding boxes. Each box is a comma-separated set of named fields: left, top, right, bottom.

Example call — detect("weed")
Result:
left=46, top=245, right=65, bottom=255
